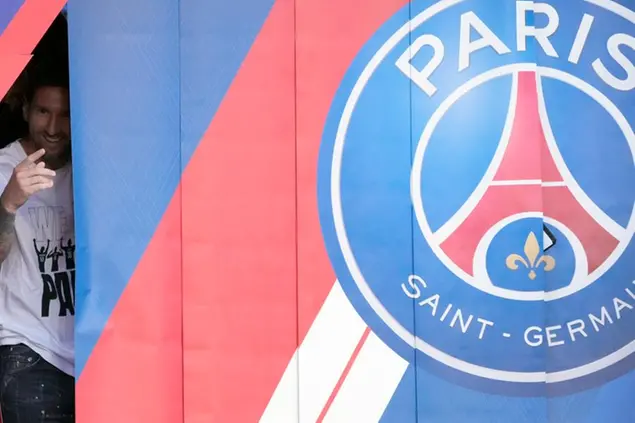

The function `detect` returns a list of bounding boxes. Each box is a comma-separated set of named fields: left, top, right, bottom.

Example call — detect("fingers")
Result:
left=8, top=149, right=56, bottom=203
left=26, top=148, right=46, bottom=163
left=27, top=176, right=54, bottom=187
left=21, top=174, right=54, bottom=190
left=23, top=166, right=56, bottom=178
left=14, top=161, right=55, bottom=194
left=26, top=181, right=54, bottom=195
left=16, top=149, right=47, bottom=171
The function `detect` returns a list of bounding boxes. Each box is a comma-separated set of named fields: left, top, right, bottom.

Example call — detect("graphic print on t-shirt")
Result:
left=28, top=205, right=75, bottom=317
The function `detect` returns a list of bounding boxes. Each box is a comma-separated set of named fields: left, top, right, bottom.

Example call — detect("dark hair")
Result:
left=24, top=13, right=69, bottom=103
left=24, top=62, right=69, bottom=104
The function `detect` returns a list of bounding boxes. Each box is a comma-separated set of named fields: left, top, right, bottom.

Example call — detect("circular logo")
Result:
left=318, top=0, right=635, bottom=395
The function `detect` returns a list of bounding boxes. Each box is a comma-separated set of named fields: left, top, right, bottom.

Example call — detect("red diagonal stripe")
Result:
left=180, top=0, right=408, bottom=420
left=0, top=0, right=66, bottom=54
left=316, top=327, right=372, bottom=422
left=0, top=54, right=31, bottom=100
left=0, top=0, right=66, bottom=99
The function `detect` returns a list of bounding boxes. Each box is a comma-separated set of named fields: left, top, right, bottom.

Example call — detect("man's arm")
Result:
left=0, top=206, right=16, bottom=263
left=0, top=148, right=55, bottom=265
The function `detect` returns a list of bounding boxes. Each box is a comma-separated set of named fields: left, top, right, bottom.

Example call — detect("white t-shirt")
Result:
left=0, top=141, right=74, bottom=376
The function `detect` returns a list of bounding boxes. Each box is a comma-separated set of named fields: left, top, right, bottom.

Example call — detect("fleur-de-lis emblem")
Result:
left=506, top=232, right=556, bottom=280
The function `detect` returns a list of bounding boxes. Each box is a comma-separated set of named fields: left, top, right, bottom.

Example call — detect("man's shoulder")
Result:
left=0, top=141, right=22, bottom=174
left=0, top=142, right=22, bottom=183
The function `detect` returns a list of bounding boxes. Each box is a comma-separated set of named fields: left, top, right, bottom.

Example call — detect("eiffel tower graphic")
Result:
left=435, top=71, right=623, bottom=280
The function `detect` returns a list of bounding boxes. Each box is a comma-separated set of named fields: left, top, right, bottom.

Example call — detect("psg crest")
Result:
left=318, top=0, right=635, bottom=395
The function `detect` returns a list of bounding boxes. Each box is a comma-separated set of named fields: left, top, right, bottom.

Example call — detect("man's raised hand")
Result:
left=0, top=149, right=56, bottom=214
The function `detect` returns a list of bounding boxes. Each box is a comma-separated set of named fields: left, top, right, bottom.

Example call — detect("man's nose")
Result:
left=46, top=115, right=61, bottom=135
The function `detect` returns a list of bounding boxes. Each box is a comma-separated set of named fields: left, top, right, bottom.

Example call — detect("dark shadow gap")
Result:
left=0, top=12, right=69, bottom=148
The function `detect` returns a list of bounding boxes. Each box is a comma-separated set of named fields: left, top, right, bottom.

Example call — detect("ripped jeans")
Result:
left=0, top=344, right=74, bottom=423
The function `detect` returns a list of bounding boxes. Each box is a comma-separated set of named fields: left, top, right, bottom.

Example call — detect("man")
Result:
left=0, top=63, right=74, bottom=422
left=0, top=14, right=67, bottom=149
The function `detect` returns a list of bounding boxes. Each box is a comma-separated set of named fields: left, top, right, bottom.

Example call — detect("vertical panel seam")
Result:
left=177, top=0, right=185, bottom=421
left=408, top=1, right=419, bottom=422
left=293, top=0, right=301, bottom=420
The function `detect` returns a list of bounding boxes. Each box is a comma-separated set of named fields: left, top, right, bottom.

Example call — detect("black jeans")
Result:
left=0, top=344, right=74, bottom=423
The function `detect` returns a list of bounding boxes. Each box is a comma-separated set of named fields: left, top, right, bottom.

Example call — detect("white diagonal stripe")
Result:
left=260, top=281, right=367, bottom=423
left=323, top=331, right=409, bottom=423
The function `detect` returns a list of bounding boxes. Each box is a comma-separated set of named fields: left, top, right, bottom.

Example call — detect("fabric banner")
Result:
left=2, top=0, right=633, bottom=421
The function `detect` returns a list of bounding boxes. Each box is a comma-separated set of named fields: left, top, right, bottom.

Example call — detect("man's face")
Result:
left=24, top=86, right=71, bottom=168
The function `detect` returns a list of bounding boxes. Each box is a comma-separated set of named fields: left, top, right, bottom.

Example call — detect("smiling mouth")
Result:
left=43, top=136, right=63, bottom=144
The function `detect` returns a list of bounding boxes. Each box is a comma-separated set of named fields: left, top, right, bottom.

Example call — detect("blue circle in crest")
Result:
left=318, top=0, right=635, bottom=395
